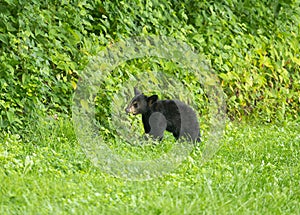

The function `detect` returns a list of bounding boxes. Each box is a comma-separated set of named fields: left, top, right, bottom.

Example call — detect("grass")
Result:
left=0, top=117, right=299, bottom=214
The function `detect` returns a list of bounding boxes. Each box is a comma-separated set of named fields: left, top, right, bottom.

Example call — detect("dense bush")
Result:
left=184, top=0, right=300, bottom=121
left=0, top=0, right=90, bottom=131
left=0, top=0, right=299, bottom=132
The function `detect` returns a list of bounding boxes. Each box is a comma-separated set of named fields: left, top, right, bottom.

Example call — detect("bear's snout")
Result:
left=126, top=106, right=139, bottom=115
left=126, top=106, right=135, bottom=114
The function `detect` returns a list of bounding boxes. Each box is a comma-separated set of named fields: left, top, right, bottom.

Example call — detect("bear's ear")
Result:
left=134, top=87, right=141, bottom=96
left=147, top=95, right=158, bottom=106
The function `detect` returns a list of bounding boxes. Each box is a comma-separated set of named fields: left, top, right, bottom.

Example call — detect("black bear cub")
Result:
left=125, top=88, right=200, bottom=142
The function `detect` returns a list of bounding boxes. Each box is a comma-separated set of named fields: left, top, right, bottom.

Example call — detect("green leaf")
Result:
left=6, top=109, right=15, bottom=124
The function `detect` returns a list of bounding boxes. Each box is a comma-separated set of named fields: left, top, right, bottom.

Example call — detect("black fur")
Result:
left=125, top=88, right=200, bottom=142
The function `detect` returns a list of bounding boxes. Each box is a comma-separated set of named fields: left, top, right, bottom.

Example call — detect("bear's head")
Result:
left=125, top=87, right=158, bottom=115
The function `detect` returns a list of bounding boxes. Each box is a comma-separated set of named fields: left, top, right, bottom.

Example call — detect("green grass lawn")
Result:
left=1, top=118, right=299, bottom=214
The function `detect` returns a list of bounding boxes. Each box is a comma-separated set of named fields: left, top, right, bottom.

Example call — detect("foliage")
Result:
left=0, top=0, right=91, bottom=131
left=1, top=1, right=299, bottom=213
left=0, top=0, right=299, bottom=131
left=181, top=0, right=300, bottom=120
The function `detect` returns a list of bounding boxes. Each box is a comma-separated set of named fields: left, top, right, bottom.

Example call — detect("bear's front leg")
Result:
left=148, top=112, right=167, bottom=141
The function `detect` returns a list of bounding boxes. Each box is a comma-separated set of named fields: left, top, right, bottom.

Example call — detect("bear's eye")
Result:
left=133, top=102, right=138, bottom=108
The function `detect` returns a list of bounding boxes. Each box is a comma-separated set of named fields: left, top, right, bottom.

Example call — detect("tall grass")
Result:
left=1, top=117, right=299, bottom=214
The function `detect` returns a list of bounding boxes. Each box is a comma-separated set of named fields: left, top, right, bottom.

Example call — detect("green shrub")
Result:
left=0, top=0, right=299, bottom=133
left=182, top=0, right=300, bottom=121
left=0, top=0, right=90, bottom=131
